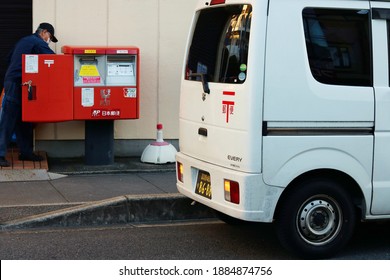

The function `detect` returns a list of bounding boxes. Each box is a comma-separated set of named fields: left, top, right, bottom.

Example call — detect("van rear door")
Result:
left=179, top=2, right=266, bottom=172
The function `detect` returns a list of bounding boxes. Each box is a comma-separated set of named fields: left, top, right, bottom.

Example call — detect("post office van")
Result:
left=176, top=0, right=390, bottom=258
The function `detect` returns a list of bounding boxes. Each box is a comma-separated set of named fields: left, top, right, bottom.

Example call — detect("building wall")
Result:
left=32, top=0, right=197, bottom=149
left=0, top=0, right=32, bottom=91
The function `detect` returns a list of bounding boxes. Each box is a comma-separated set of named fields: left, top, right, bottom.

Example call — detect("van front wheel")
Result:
left=275, top=178, right=356, bottom=259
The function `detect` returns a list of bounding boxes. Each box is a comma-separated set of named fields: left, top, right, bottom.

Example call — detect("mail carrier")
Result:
left=176, top=0, right=390, bottom=258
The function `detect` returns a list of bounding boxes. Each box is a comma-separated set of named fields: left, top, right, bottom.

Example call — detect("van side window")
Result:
left=303, top=8, right=372, bottom=87
left=185, top=5, right=252, bottom=84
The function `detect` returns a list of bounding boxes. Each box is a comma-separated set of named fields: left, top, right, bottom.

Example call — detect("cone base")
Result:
left=140, top=143, right=177, bottom=164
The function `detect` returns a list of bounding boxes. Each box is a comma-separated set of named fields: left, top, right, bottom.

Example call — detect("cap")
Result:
left=38, top=22, right=58, bottom=43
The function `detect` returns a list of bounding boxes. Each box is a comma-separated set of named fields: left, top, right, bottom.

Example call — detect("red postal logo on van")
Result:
left=222, top=91, right=235, bottom=123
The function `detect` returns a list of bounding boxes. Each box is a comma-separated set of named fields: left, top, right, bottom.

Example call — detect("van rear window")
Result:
left=303, top=8, right=372, bottom=87
left=185, top=5, right=252, bottom=84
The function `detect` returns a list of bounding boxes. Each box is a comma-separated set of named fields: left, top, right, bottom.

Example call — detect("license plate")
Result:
left=195, top=170, right=212, bottom=199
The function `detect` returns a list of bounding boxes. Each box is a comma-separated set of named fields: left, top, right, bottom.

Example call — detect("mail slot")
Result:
left=22, top=46, right=140, bottom=122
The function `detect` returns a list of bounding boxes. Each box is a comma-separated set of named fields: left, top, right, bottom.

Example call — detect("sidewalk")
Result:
left=0, top=158, right=177, bottom=207
left=0, top=155, right=215, bottom=229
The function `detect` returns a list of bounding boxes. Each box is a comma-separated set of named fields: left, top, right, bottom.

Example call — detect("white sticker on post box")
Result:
left=107, top=63, right=134, bottom=76
left=82, top=88, right=94, bottom=107
left=124, top=88, right=137, bottom=98
left=25, top=55, right=38, bottom=73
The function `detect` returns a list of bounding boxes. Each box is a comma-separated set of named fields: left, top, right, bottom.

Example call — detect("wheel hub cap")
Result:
left=297, top=198, right=342, bottom=245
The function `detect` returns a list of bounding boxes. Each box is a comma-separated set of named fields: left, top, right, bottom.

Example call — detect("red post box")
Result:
left=21, top=46, right=140, bottom=165
left=62, top=46, right=139, bottom=120
left=22, top=54, right=74, bottom=122
left=22, top=46, right=140, bottom=122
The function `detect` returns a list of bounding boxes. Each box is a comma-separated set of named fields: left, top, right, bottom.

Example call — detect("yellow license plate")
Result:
left=195, top=170, right=212, bottom=199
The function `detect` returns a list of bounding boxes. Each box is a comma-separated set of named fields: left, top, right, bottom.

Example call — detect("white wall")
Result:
left=32, top=0, right=197, bottom=140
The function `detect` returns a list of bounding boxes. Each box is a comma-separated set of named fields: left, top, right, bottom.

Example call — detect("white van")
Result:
left=176, top=0, right=390, bottom=258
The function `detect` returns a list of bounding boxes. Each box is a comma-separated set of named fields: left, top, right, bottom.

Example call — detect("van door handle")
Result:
left=198, top=127, right=208, bottom=137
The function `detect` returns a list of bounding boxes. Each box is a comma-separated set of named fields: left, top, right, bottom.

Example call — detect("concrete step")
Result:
left=0, top=148, right=48, bottom=171
left=0, top=148, right=63, bottom=182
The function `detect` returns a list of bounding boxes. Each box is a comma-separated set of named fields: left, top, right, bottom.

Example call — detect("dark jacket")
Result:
left=5, top=32, right=55, bottom=83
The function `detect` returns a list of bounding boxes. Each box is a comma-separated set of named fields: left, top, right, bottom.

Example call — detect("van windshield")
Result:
left=185, top=5, right=252, bottom=84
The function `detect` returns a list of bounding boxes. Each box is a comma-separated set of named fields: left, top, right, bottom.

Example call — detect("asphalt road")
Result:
left=0, top=219, right=389, bottom=260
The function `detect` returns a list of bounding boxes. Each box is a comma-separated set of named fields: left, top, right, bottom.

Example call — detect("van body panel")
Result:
left=264, top=0, right=374, bottom=123
left=371, top=1, right=390, bottom=214
left=262, top=135, right=373, bottom=214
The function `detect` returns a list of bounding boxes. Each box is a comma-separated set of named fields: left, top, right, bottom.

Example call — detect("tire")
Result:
left=275, top=178, right=356, bottom=259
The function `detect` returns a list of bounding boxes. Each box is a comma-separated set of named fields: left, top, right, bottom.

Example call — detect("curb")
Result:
left=52, top=167, right=176, bottom=176
left=47, top=158, right=176, bottom=175
left=0, top=194, right=216, bottom=230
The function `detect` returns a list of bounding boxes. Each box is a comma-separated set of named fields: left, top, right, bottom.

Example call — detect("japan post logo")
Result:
left=222, top=91, right=235, bottom=123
